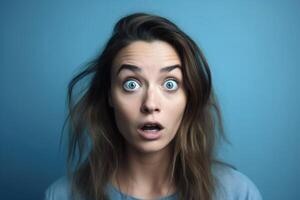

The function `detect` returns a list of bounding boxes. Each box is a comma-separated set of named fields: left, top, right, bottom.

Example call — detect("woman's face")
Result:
left=110, top=40, right=187, bottom=154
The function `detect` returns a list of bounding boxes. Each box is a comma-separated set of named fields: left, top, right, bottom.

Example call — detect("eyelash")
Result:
left=122, top=77, right=180, bottom=92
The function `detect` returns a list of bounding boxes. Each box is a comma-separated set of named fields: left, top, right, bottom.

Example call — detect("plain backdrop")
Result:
left=0, top=0, right=299, bottom=199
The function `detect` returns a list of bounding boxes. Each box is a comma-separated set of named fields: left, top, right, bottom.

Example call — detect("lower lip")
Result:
left=137, top=128, right=163, bottom=140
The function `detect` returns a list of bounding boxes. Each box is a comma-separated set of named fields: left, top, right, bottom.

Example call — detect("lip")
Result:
left=137, top=128, right=163, bottom=140
left=137, top=121, right=164, bottom=140
left=138, top=121, right=164, bottom=130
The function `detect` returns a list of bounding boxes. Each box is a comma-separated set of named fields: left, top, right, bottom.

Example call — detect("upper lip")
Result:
left=138, top=121, right=164, bottom=129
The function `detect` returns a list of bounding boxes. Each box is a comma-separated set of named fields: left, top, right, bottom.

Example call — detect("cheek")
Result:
left=112, top=93, right=140, bottom=132
left=114, top=92, right=140, bottom=113
left=167, top=94, right=186, bottom=129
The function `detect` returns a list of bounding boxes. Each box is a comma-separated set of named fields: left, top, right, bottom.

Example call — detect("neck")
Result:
left=113, top=144, right=176, bottom=199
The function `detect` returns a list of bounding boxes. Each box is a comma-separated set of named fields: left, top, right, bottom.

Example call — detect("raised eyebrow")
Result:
left=116, top=64, right=181, bottom=75
left=116, top=64, right=141, bottom=75
left=160, top=64, right=181, bottom=73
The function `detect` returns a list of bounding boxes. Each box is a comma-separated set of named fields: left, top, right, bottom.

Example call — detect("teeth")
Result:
left=142, top=124, right=161, bottom=131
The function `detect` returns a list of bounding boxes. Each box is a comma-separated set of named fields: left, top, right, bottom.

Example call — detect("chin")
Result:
left=130, top=141, right=172, bottom=154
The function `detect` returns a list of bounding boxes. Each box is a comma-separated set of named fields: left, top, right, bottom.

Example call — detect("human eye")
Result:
left=163, top=78, right=179, bottom=91
left=122, top=79, right=141, bottom=92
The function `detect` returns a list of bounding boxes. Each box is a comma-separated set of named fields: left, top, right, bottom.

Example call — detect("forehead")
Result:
left=112, top=40, right=181, bottom=73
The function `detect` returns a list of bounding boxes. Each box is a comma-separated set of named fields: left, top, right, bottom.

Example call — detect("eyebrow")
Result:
left=116, top=64, right=181, bottom=75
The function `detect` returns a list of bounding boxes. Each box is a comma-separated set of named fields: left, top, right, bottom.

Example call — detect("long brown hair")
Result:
left=65, top=13, right=228, bottom=200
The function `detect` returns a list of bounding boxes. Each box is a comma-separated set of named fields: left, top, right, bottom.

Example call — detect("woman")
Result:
left=45, top=13, right=262, bottom=200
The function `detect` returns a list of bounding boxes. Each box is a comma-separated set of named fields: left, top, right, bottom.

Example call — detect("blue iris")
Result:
left=123, top=79, right=178, bottom=92
left=123, top=80, right=140, bottom=91
left=163, top=79, right=178, bottom=91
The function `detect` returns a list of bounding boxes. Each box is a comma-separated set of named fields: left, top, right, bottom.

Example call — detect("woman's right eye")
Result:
left=122, top=79, right=141, bottom=92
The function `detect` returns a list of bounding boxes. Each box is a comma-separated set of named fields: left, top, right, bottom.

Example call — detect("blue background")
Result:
left=0, top=0, right=299, bottom=199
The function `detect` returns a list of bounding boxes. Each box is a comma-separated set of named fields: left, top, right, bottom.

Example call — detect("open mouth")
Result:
left=138, top=122, right=164, bottom=140
left=140, top=123, right=163, bottom=131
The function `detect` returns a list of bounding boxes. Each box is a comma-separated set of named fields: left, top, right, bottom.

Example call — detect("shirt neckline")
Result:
left=107, top=182, right=178, bottom=200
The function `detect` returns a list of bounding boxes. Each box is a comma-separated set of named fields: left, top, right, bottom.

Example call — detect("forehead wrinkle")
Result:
left=116, top=67, right=183, bottom=84
left=112, top=41, right=182, bottom=76
left=116, top=43, right=180, bottom=61
left=115, top=53, right=181, bottom=69
left=123, top=49, right=179, bottom=59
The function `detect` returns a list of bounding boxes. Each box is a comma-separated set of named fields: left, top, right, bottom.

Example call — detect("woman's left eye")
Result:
left=163, top=79, right=178, bottom=91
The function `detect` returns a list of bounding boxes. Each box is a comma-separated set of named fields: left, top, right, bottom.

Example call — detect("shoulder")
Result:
left=212, top=164, right=263, bottom=200
left=44, top=176, right=72, bottom=200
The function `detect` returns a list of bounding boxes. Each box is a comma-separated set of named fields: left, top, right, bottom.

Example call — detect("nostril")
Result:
left=141, top=104, right=160, bottom=113
left=141, top=91, right=160, bottom=113
left=141, top=105, right=154, bottom=113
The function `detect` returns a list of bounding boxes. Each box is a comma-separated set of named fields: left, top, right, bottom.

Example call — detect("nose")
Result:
left=140, top=87, right=160, bottom=114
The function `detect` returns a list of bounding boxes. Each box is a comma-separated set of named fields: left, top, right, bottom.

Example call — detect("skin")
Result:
left=109, top=40, right=187, bottom=199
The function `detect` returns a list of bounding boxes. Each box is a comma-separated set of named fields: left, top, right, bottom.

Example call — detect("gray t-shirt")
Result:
left=45, top=165, right=262, bottom=200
